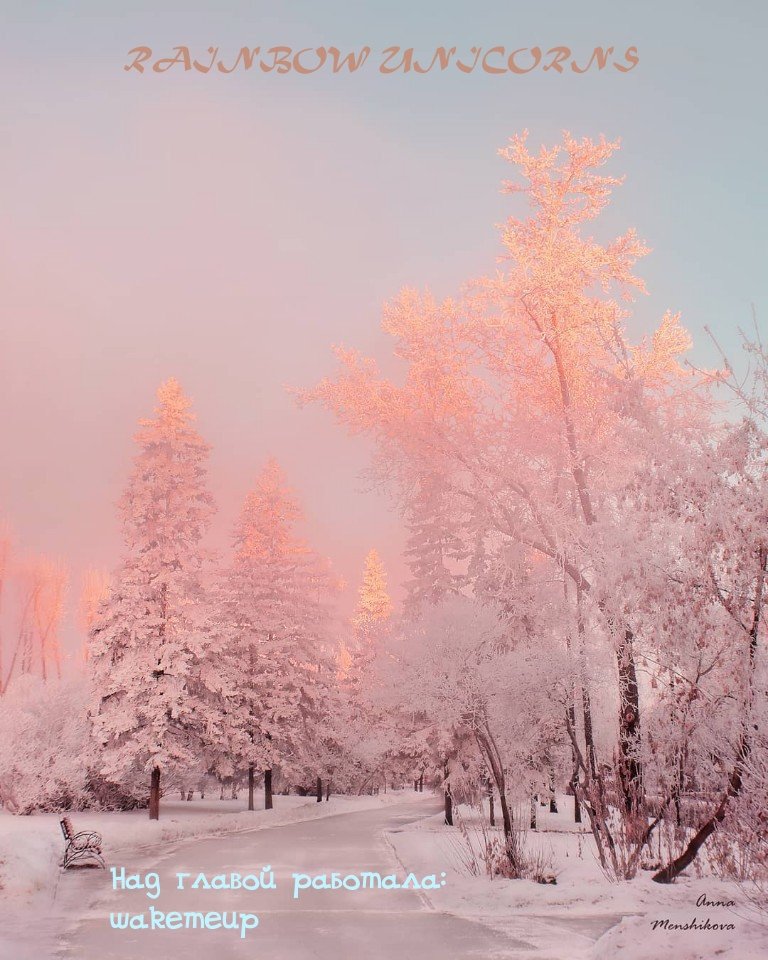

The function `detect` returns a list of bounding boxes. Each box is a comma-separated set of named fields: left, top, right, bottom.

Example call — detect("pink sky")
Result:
left=1, top=0, right=765, bottom=665
left=0, top=89, right=493, bottom=658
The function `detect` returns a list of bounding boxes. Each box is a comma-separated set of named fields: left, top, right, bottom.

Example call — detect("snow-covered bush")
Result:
left=452, top=807, right=556, bottom=883
left=706, top=736, right=768, bottom=913
left=0, top=674, right=91, bottom=814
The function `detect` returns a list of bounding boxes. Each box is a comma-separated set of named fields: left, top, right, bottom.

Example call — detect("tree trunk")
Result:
left=488, top=782, right=495, bottom=827
left=264, top=768, right=273, bottom=810
left=672, top=750, right=684, bottom=826
left=149, top=766, right=160, bottom=821
left=325, top=781, right=330, bottom=801
left=572, top=578, right=598, bottom=783
left=582, top=686, right=598, bottom=779
left=554, top=347, right=644, bottom=817
left=476, top=726, right=513, bottom=839
left=617, top=629, right=643, bottom=815
left=530, top=794, right=537, bottom=830
left=418, top=773, right=423, bottom=792
left=566, top=700, right=582, bottom=823
left=653, top=744, right=748, bottom=883
left=443, top=763, right=453, bottom=826
left=316, top=776, right=322, bottom=802
left=186, top=788, right=193, bottom=801
left=414, top=779, right=418, bottom=792
left=498, top=790, right=513, bottom=839
left=248, top=764, right=255, bottom=811
left=549, top=771, right=558, bottom=813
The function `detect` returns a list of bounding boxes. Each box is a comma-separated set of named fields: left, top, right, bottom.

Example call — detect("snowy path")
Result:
left=56, top=798, right=611, bottom=959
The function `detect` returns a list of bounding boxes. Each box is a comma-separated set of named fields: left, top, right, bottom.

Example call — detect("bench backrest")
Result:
left=60, top=817, right=74, bottom=841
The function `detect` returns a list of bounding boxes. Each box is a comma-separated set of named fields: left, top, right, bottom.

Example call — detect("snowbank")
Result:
left=385, top=798, right=768, bottom=960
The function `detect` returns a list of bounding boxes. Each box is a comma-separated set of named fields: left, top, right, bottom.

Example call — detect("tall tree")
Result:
left=89, top=378, right=216, bottom=820
left=6, top=556, right=67, bottom=687
left=217, top=459, right=338, bottom=810
left=352, top=549, right=392, bottom=633
left=305, top=132, right=703, bottom=824
left=334, top=550, right=400, bottom=793
left=403, top=476, right=464, bottom=612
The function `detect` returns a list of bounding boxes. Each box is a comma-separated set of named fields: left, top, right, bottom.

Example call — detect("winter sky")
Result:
left=1, top=0, right=765, bottom=655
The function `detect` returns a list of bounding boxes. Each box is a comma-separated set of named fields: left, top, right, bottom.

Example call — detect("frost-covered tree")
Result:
left=305, top=131, right=707, bottom=833
left=0, top=674, right=90, bottom=814
left=88, top=378, right=216, bottom=819
left=332, top=549, right=397, bottom=791
left=373, top=594, right=568, bottom=869
left=352, top=548, right=392, bottom=633
left=634, top=416, right=768, bottom=882
left=216, top=459, right=338, bottom=810
left=5, top=555, right=68, bottom=686
left=403, top=475, right=465, bottom=611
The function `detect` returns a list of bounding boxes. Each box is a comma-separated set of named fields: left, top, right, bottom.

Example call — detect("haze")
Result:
left=1, top=0, right=765, bottom=661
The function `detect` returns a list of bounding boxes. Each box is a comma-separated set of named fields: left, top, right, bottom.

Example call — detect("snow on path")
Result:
left=0, top=792, right=405, bottom=960
left=57, top=796, right=540, bottom=960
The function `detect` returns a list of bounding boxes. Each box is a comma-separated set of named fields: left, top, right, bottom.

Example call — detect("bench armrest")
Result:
left=71, top=830, right=103, bottom=850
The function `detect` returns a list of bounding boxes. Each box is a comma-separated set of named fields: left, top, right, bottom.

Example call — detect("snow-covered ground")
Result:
left=386, top=795, right=768, bottom=960
left=0, top=789, right=405, bottom=960
left=0, top=789, right=402, bottom=903
left=52, top=796, right=525, bottom=960
left=2, top=790, right=766, bottom=960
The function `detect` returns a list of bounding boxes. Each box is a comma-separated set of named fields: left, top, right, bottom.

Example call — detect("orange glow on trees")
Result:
left=353, top=548, right=392, bottom=633
left=78, top=568, right=111, bottom=662
left=306, top=131, right=707, bottom=835
left=6, top=556, right=68, bottom=686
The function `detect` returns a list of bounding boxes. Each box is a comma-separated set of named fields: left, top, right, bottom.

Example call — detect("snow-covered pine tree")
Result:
left=88, top=378, right=216, bottom=819
left=335, top=549, right=396, bottom=791
left=403, top=475, right=465, bottom=613
left=217, top=459, right=337, bottom=809
left=352, top=549, right=392, bottom=635
left=347, top=547, right=393, bottom=692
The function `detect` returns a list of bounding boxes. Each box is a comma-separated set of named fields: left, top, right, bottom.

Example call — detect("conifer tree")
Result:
left=89, top=379, right=215, bottom=820
left=353, top=548, right=392, bottom=635
left=218, top=459, right=337, bottom=809
left=335, top=549, right=396, bottom=789
left=403, top=475, right=465, bottom=612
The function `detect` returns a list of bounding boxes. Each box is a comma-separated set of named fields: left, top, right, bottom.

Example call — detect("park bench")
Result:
left=59, top=816, right=105, bottom=870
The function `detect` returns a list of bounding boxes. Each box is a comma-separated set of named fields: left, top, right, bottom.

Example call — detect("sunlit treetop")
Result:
left=353, top=548, right=393, bottom=630
left=233, top=458, right=306, bottom=566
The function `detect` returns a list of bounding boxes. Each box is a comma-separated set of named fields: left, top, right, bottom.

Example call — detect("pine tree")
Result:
left=347, top=548, right=393, bottom=691
left=89, top=378, right=216, bottom=820
left=334, top=549, right=396, bottom=790
left=403, top=475, right=465, bottom=612
left=217, top=459, right=337, bottom=809
left=352, top=549, right=392, bottom=634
